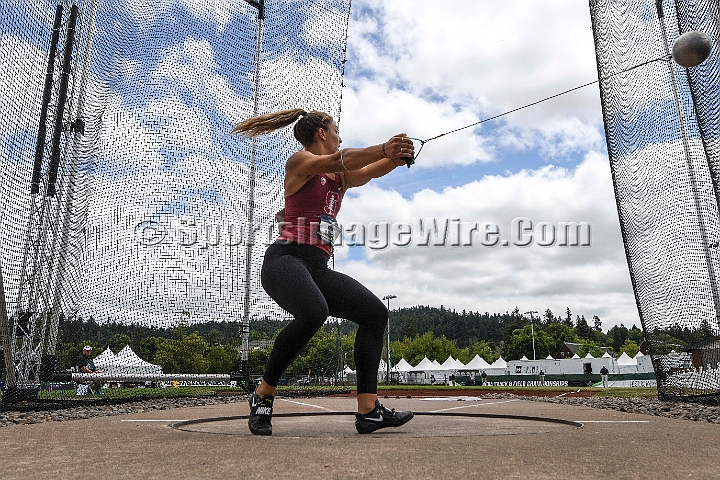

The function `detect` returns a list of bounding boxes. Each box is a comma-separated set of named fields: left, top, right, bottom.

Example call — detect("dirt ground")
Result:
left=3, top=395, right=719, bottom=479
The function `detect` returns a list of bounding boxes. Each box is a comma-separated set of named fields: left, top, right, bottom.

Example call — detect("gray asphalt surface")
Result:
left=2, top=395, right=718, bottom=479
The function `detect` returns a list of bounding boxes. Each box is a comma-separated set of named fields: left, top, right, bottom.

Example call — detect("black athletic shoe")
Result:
left=248, top=393, right=274, bottom=436
left=355, top=400, right=414, bottom=434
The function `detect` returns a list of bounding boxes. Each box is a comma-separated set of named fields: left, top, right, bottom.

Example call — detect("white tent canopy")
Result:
left=465, top=354, right=491, bottom=370
left=96, top=345, right=163, bottom=375
left=92, top=347, right=118, bottom=369
left=395, top=358, right=413, bottom=372
left=617, top=352, right=636, bottom=365
left=439, top=356, right=458, bottom=370
left=411, top=357, right=437, bottom=371
left=450, top=357, right=467, bottom=370
left=489, top=357, right=507, bottom=369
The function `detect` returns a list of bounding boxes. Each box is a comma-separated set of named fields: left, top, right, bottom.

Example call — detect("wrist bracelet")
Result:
left=382, top=142, right=387, bottom=158
left=340, top=149, right=347, bottom=170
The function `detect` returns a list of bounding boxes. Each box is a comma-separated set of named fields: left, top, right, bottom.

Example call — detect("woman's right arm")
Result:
left=286, top=135, right=412, bottom=178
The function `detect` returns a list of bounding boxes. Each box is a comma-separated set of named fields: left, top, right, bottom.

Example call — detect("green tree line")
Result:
left=52, top=306, right=649, bottom=377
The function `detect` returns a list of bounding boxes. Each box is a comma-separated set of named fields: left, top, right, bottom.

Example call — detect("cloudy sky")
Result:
left=0, top=0, right=647, bottom=331
left=333, top=0, right=640, bottom=329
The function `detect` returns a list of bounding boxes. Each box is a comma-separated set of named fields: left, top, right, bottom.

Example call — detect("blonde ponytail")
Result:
left=231, top=108, right=307, bottom=137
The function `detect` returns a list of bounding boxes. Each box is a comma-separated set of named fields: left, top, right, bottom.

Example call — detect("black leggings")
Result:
left=260, top=241, right=388, bottom=394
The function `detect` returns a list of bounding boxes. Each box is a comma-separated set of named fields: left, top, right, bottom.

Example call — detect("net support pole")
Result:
left=46, top=3, right=78, bottom=197
left=0, top=265, right=16, bottom=389
left=46, top=0, right=98, bottom=360
left=31, top=4, right=63, bottom=195
left=241, top=0, right=265, bottom=390
left=383, top=295, right=395, bottom=384
left=657, top=1, right=720, bottom=325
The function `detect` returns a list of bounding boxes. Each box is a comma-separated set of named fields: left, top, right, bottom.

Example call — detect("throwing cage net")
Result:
left=591, top=0, right=720, bottom=402
left=0, top=0, right=352, bottom=405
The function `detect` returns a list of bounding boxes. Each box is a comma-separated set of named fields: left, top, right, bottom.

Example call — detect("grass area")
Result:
left=590, top=387, right=658, bottom=398
left=1, top=384, right=657, bottom=403
left=26, top=384, right=350, bottom=402
left=36, top=386, right=240, bottom=401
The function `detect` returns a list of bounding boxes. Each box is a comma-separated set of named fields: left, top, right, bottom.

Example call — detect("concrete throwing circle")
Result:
left=171, top=412, right=582, bottom=438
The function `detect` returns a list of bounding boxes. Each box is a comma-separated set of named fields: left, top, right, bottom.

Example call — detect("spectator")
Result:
left=481, top=370, right=487, bottom=385
left=600, top=365, right=609, bottom=388
left=76, top=346, right=103, bottom=394
left=539, top=369, right=545, bottom=386
left=470, top=372, right=476, bottom=386
left=76, top=346, right=98, bottom=373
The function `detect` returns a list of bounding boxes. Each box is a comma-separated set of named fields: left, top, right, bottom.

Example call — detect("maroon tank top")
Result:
left=278, top=173, right=344, bottom=256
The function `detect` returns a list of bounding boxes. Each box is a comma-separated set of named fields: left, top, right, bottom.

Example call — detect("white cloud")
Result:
left=120, top=0, right=250, bottom=30
left=341, top=78, right=492, bottom=167
left=150, top=37, right=254, bottom=129
left=70, top=38, right=279, bottom=326
left=302, top=2, right=349, bottom=48
left=344, top=0, right=606, bottom=162
left=0, top=34, right=47, bottom=134
left=497, top=117, right=605, bottom=158
left=260, top=53, right=344, bottom=119
left=334, top=152, right=640, bottom=328
left=178, top=0, right=250, bottom=29
left=0, top=1, right=664, bottom=334
left=352, top=0, right=600, bottom=113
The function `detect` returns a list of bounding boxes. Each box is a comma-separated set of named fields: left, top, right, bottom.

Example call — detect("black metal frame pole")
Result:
left=46, top=4, right=78, bottom=197
left=239, top=0, right=265, bottom=392
left=243, top=0, right=265, bottom=19
left=31, top=4, right=63, bottom=195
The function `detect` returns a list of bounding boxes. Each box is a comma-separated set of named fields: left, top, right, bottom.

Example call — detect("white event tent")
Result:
left=352, top=350, right=655, bottom=386
left=465, top=354, right=491, bottom=370
left=92, top=345, right=163, bottom=375
left=394, top=358, right=413, bottom=372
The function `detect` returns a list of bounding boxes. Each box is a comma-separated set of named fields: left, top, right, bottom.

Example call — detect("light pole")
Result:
left=523, top=311, right=538, bottom=360
left=383, top=295, right=397, bottom=384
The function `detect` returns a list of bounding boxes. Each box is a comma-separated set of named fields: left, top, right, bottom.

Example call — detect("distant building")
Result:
left=247, top=339, right=274, bottom=351
left=554, top=342, right=609, bottom=359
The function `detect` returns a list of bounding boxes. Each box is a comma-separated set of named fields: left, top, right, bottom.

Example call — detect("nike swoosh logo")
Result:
left=365, top=415, right=384, bottom=422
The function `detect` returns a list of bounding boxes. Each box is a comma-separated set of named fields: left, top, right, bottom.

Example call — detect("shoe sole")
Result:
left=356, top=412, right=414, bottom=434
left=249, top=426, right=272, bottom=436
left=248, top=417, right=272, bottom=436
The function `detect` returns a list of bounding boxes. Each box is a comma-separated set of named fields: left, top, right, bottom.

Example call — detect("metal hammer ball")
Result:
left=672, top=31, right=713, bottom=67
